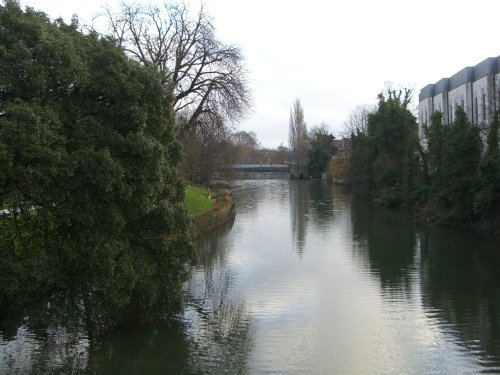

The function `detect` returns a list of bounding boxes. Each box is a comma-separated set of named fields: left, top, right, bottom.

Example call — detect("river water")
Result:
left=2, top=179, right=500, bottom=374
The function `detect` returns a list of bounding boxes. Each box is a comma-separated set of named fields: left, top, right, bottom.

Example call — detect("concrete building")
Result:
left=419, top=55, right=500, bottom=138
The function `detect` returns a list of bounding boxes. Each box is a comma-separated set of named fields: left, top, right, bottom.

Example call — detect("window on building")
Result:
left=461, top=99, right=464, bottom=109
left=482, top=94, right=486, bottom=122
left=450, top=105, right=453, bottom=122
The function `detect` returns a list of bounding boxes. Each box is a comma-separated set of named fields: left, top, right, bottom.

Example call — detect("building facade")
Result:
left=418, top=55, right=500, bottom=138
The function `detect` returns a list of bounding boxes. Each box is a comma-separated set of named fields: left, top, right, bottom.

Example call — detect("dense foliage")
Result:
left=350, top=89, right=418, bottom=207
left=423, top=108, right=482, bottom=223
left=350, top=89, right=499, bottom=233
left=307, top=124, right=336, bottom=179
left=0, top=1, right=192, bottom=326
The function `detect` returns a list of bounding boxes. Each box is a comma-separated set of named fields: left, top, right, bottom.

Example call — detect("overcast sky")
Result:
left=19, top=0, right=500, bottom=147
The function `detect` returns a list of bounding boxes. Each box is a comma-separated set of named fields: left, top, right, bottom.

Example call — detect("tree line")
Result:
left=186, top=95, right=340, bottom=183
left=181, top=128, right=288, bottom=184
left=288, top=98, right=337, bottom=179
left=349, top=89, right=499, bottom=234
left=0, top=0, right=251, bottom=329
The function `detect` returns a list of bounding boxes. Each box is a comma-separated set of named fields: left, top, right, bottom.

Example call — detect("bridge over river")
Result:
left=230, top=163, right=308, bottom=179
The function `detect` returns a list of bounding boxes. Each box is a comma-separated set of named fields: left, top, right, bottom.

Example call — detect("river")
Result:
left=1, top=179, right=500, bottom=374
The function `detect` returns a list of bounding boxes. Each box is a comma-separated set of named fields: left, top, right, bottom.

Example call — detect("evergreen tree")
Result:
left=439, top=107, right=482, bottom=224
left=307, top=124, right=335, bottom=179
left=365, top=89, right=418, bottom=206
left=350, top=131, right=373, bottom=195
left=474, top=112, right=500, bottom=224
left=423, top=111, right=447, bottom=201
left=0, top=1, right=192, bottom=325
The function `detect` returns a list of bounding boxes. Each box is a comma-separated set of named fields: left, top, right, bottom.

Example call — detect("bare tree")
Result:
left=232, top=130, right=260, bottom=150
left=229, top=130, right=261, bottom=163
left=342, top=104, right=376, bottom=137
left=289, top=98, right=308, bottom=164
left=275, top=143, right=288, bottom=163
left=103, top=2, right=251, bottom=135
left=179, top=124, right=232, bottom=184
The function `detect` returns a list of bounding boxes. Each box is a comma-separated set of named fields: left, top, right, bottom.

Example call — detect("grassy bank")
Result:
left=185, top=185, right=215, bottom=217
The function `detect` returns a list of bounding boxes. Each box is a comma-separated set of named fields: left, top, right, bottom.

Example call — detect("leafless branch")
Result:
left=102, top=1, right=251, bottom=135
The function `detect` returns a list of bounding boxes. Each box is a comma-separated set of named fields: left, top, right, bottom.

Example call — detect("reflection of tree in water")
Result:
left=185, top=224, right=254, bottom=374
left=289, top=181, right=352, bottom=256
left=84, top=322, right=191, bottom=374
left=418, top=228, right=500, bottom=370
left=0, top=291, right=194, bottom=375
left=351, top=196, right=417, bottom=295
left=352, top=195, right=500, bottom=370
left=230, top=179, right=290, bottom=220
left=289, top=181, right=310, bottom=256
left=308, top=180, right=341, bottom=230
left=1, top=307, right=91, bottom=375
left=0, top=220, right=254, bottom=374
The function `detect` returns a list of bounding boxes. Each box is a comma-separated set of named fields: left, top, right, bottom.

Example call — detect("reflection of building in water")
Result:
left=290, top=181, right=310, bottom=255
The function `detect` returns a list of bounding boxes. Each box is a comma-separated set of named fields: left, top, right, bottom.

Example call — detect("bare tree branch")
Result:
left=342, top=104, right=376, bottom=137
left=101, top=1, right=251, bottom=136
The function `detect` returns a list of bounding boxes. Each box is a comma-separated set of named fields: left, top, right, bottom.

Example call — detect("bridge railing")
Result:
left=230, top=163, right=290, bottom=172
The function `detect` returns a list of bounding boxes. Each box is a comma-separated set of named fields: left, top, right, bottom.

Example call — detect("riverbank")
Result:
left=185, top=185, right=215, bottom=216
left=412, top=200, right=500, bottom=239
left=321, top=174, right=499, bottom=238
left=188, top=186, right=235, bottom=237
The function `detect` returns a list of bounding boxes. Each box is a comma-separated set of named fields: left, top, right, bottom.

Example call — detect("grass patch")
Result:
left=185, top=185, right=215, bottom=217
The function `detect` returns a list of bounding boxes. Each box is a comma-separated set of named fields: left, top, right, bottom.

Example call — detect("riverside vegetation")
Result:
left=350, top=89, right=500, bottom=235
left=0, top=2, right=193, bottom=330
left=184, top=185, right=215, bottom=217
left=1, top=0, right=498, bottom=343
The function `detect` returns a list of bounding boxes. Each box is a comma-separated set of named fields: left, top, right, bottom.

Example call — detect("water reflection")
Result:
left=2, top=180, right=500, bottom=374
left=351, top=196, right=417, bottom=295
left=418, top=228, right=500, bottom=371
left=0, top=217, right=254, bottom=375
left=289, top=180, right=345, bottom=255
left=289, top=181, right=309, bottom=255
left=0, top=292, right=101, bottom=375
left=0, top=294, right=236, bottom=375
left=308, top=181, right=337, bottom=228
left=84, top=322, right=190, bottom=374
left=1, top=323, right=90, bottom=374
left=351, top=194, right=500, bottom=372
left=185, top=224, right=254, bottom=374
